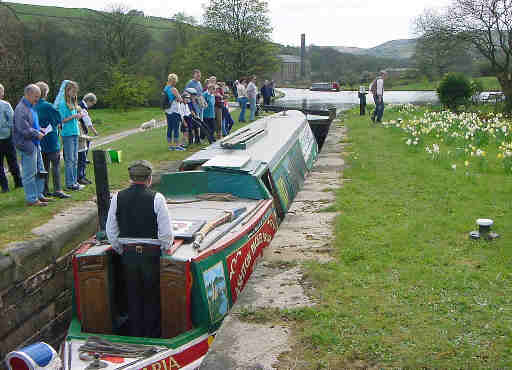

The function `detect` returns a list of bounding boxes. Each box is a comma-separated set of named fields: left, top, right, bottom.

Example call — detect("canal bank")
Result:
left=200, top=116, right=347, bottom=369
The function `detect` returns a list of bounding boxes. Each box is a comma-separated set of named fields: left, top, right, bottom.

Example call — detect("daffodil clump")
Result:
left=381, top=109, right=512, bottom=174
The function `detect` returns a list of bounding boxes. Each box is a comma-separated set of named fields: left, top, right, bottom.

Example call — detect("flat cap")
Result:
left=128, top=160, right=153, bottom=177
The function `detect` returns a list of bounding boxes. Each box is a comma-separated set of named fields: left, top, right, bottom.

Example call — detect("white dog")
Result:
left=140, top=119, right=157, bottom=131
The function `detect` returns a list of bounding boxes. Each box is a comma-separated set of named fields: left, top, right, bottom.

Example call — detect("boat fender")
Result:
left=5, top=342, right=61, bottom=370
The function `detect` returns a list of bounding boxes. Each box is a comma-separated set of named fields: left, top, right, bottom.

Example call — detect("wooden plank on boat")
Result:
left=77, top=252, right=115, bottom=334
left=160, top=259, right=191, bottom=338
left=203, top=155, right=251, bottom=170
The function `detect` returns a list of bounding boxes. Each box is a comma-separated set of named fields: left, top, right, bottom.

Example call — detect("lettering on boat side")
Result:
left=227, top=212, right=278, bottom=302
left=141, top=336, right=210, bottom=370
left=141, top=356, right=181, bottom=370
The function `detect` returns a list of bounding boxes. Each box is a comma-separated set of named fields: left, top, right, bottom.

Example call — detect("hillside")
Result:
left=331, top=39, right=417, bottom=60
left=2, top=2, right=179, bottom=41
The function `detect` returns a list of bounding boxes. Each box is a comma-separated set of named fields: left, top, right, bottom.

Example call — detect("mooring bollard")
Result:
left=329, top=107, right=337, bottom=121
left=93, top=150, right=110, bottom=231
left=358, top=86, right=368, bottom=116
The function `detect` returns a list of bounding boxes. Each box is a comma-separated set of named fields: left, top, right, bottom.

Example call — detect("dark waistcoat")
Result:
left=116, top=184, right=158, bottom=239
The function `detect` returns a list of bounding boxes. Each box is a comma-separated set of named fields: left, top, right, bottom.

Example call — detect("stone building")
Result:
left=273, top=54, right=310, bottom=83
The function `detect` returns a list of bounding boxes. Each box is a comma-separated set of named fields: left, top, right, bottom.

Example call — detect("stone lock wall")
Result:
left=0, top=203, right=99, bottom=362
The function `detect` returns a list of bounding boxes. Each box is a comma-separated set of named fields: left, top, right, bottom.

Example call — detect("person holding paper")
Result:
left=77, top=93, right=98, bottom=185
left=13, top=84, right=50, bottom=206
left=35, top=82, right=70, bottom=199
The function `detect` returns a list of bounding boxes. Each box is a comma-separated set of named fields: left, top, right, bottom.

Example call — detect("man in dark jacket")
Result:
left=106, top=160, right=174, bottom=338
left=13, top=84, right=50, bottom=207
left=0, top=83, right=22, bottom=193
left=260, top=80, right=273, bottom=106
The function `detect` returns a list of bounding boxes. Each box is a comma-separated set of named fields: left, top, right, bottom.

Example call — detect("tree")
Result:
left=437, top=72, right=473, bottom=111
left=0, top=6, right=25, bottom=96
left=201, top=0, right=278, bottom=78
left=33, top=20, right=76, bottom=97
left=104, top=67, right=156, bottom=110
left=413, top=34, right=473, bottom=80
left=88, top=4, right=152, bottom=66
left=416, top=0, right=512, bottom=110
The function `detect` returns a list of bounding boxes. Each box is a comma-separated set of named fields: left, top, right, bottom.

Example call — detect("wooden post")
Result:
left=329, top=107, right=337, bottom=121
left=93, top=150, right=110, bottom=231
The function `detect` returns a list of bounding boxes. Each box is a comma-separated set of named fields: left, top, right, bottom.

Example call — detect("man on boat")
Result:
left=106, top=160, right=174, bottom=338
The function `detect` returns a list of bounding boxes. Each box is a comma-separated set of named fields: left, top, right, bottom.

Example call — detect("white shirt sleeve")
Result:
left=154, top=192, right=174, bottom=252
left=106, top=193, right=123, bottom=254
left=82, top=113, right=93, bottom=127
left=377, top=79, right=384, bottom=96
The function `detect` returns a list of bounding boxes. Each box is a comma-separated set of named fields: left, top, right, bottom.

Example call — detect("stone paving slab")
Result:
left=200, top=319, right=290, bottom=370
left=235, top=264, right=315, bottom=310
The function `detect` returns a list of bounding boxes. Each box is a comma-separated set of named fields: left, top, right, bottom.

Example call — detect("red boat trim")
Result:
left=192, top=200, right=274, bottom=262
left=124, top=333, right=212, bottom=369
left=185, top=261, right=193, bottom=330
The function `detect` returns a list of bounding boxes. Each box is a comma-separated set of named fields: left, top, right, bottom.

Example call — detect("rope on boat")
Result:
left=78, top=336, right=167, bottom=358
left=197, top=193, right=239, bottom=202
left=166, top=193, right=239, bottom=204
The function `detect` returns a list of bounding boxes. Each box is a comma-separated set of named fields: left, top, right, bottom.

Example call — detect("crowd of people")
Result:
left=162, top=70, right=275, bottom=150
left=0, top=80, right=98, bottom=206
left=0, top=69, right=276, bottom=206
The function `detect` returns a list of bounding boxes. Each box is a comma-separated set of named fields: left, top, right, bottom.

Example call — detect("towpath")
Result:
left=200, top=115, right=348, bottom=369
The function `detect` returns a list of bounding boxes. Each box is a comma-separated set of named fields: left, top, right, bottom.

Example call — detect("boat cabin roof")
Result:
left=166, top=197, right=263, bottom=262
left=182, top=110, right=308, bottom=174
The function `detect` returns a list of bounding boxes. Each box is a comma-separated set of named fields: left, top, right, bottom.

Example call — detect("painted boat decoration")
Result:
left=5, top=111, right=318, bottom=370
left=309, top=82, right=340, bottom=92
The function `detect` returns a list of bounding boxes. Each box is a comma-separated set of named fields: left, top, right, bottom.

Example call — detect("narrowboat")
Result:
left=261, top=106, right=337, bottom=152
left=5, top=111, right=319, bottom=370
left=309, top=82, right=340, bottom=92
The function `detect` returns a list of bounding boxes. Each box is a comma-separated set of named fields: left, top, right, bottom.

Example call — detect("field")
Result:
left=276, top=105, right=512, bottom=367
left=0, top=107, right=247, bottom=249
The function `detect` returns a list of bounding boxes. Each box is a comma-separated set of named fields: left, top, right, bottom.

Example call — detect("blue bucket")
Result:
left=5, top=342, right=58, bottom=370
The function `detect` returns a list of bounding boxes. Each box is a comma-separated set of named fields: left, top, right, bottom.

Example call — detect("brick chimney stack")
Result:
left=300, top=33, right=306, bottom=78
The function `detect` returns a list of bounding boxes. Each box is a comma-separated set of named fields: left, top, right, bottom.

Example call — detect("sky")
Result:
left=8, top=0, right=452, bottom=48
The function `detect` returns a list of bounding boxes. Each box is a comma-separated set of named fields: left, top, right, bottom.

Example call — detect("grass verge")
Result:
left=286, top=108, right=512, bottom=368
left=0, top=108, right=251, bottom=249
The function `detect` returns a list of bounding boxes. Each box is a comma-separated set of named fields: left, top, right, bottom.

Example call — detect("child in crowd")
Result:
left=202, top=84, right=216, bottom=139
left=183, top=88, right=201, bottom=145
left=180, top=92, right=193, bottom=148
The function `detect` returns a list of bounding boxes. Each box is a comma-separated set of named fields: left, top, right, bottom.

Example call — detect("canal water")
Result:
left=275, top=88, right=439, bottom=112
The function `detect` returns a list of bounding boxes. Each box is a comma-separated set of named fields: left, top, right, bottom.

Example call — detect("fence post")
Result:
left=93, top=150, right=110, bottom=231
